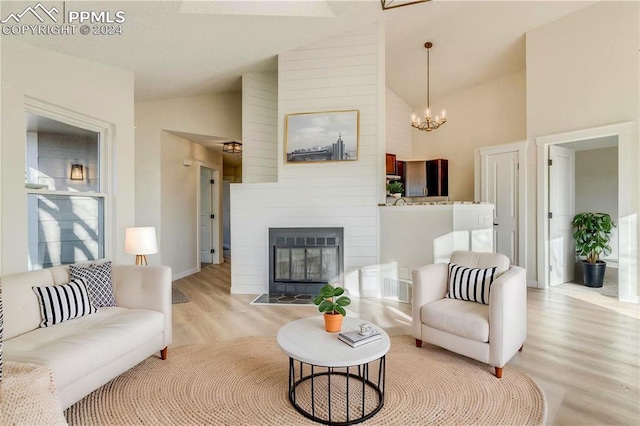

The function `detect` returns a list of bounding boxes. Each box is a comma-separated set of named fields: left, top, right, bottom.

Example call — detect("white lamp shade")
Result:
left=125, top=227, right=158, bottom=255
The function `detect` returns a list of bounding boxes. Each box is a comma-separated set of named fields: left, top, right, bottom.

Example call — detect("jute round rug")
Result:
left=65, top=336, right=546, bottom=425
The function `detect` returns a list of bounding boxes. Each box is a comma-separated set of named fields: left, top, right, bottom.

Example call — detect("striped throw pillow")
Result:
left=446, top=263, right=497, bottom=305
left=32, top=278, right=98, bottom=328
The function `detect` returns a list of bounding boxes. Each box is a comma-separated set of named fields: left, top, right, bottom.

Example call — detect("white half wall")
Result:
left=230, top=22, right=384, bottom=295
left=1, top=40, right=135, bottom=275
left=242, top=73, right=278, bottom=183
left=526, top=1, right=639, bottom=297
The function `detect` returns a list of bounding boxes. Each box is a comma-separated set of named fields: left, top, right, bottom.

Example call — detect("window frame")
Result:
left=24, top=97, right=113, bottom=268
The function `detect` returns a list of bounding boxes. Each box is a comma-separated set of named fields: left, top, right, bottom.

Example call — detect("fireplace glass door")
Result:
left=275, top=247, right=339, bottom=283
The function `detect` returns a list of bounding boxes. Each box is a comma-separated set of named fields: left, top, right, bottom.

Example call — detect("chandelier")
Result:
left=411, top=42, right=447, bottom=132
left=222, top=141, right=242, bottom=154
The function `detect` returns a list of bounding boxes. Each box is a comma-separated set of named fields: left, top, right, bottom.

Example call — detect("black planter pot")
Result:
left=582, top=260, right=606, bottom=288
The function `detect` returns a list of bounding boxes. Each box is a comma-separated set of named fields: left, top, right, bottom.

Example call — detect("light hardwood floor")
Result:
left=172, top=260, right=640, bottom=425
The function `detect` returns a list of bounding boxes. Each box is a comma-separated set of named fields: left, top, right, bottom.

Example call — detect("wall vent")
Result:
left=382, top=278, right=412, bottom=304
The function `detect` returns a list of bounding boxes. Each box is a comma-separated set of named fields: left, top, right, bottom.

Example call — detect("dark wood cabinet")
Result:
left=404, top=159, right=448, bottom=197
left=396, top=161, right=406, bottom=183
left=426, top=159, right=448, bottom=197
left=385, top=153, right=397, bottom=175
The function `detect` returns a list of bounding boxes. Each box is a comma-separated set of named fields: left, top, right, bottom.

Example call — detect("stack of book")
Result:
left=338, top=329, right=381, bottom=347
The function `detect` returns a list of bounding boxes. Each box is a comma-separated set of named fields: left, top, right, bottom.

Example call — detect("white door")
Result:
left=200, top=167, right=215, bottom=264
left=548, top=145, right=575, bottom=285
left=481, top=150, right=519, bottom=264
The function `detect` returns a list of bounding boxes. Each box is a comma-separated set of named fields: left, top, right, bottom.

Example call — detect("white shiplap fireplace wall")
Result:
left=230, top=22, right=385, bottom=295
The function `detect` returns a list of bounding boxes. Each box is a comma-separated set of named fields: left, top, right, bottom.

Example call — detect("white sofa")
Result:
left=2, top=263, right=172, bottom=409
left=412, top=251, right=527, bottom=378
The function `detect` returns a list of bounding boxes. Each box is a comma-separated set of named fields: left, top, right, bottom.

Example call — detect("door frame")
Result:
left=474, top=140, right=528, bottom=269
left=535, top=122, right=636, bottom=303
left=196, top=162, right=221, bottom=270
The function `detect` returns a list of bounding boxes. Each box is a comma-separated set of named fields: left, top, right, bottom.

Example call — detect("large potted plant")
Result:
left=313, top=283, right=351, bottom=332
left=572, top=212, right=615, bottom=288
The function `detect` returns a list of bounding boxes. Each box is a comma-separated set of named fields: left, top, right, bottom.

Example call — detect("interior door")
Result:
left=200, top=167, right=214, bottom=264
left=481, top=150, right=518, bottom=264
left=548, top=145, right=575, bottom=285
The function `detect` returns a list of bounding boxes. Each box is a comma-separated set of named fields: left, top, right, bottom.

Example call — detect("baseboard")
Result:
left=527, top=279, right=538, bottom=288
left=172, top=267, right=198, bottom=281
left=231, top=284, right=266, bottom=295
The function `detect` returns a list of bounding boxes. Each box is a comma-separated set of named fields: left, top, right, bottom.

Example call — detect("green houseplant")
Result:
left=386, top=181, right=403, bottom=198
left=572, top=212, right=615, bottom=288
left=313, top=283, right=351, bottom=332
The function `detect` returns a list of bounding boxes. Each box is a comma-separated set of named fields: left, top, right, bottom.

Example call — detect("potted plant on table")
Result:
left=572, top=212, right=616, bottom=288
left=386, top=181, right=403, bottom=198
left=313, top=283, right=351, bottom=332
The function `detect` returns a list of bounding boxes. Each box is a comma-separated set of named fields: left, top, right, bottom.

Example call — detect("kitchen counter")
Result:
left=380, top=199, right=493, bottom=207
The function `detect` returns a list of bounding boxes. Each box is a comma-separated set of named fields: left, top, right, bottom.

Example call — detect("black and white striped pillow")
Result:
left=32, top=278, right=98, bottom=328
left=446, top=263, right=497, bottom=305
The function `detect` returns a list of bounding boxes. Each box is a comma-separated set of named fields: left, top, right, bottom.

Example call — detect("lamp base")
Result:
left=135, top=255, right=148, bottom=266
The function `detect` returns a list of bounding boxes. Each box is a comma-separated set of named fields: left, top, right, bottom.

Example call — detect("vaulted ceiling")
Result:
left=3, top=0, right=593, bottom=107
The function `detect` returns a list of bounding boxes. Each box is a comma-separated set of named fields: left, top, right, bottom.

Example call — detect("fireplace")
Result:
left=269, top=227, right=344, bottom=295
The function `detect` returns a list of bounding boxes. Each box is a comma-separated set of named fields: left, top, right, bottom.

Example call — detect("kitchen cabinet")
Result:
left=404, top=159, right=448, bottom=197
left=427, top=158, right=448, bottom=197
left=397, top=161, right=406, bottom=184
left=385, top=153, right=397, bottom=175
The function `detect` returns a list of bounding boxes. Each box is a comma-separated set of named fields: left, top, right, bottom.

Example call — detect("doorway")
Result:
left=198, top=165, right=220, bottom=267
left=475, top=141, right=527, bottom=267
left=536, top=122, right=636, bottom=303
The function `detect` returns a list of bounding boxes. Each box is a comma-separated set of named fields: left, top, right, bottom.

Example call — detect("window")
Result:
left=24, top=109, right=109, bottom=270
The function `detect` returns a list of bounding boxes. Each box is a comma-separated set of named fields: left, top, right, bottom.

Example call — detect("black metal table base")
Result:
left=287, top=356, right=386, bottom=425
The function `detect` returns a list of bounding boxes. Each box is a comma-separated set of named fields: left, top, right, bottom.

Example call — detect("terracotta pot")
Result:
left=323, top=313, right=343, bottom=333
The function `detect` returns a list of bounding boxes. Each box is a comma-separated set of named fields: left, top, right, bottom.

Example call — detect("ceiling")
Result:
left=4, top=0, right=594, bottom=163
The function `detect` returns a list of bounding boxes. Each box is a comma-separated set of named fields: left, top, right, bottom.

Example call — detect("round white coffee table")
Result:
left=277, top=316, right=390, bottom=425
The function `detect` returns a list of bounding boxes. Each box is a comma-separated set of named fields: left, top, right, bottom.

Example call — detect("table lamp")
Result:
left=125, top=227, right=158, bottom=265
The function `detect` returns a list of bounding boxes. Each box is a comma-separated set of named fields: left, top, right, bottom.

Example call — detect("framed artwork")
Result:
left=285, top=110, right=359, bottom=163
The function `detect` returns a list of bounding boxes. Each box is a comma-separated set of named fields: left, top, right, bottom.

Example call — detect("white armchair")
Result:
left=412, top=251, right=527, bottom=378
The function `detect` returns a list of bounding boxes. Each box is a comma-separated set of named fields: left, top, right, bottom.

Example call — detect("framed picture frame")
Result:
left=285, top=110, right=359, bottom=163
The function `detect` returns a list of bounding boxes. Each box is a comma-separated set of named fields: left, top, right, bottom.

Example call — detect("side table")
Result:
left=277, top=316, right=390, bottom=425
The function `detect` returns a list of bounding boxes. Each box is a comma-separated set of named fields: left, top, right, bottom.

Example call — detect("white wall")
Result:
left=385, top=87, right=412, bottom=160
left=230, top=23, right=384, bottom=295
left=575, top=147, right=618, bottom=262
left=134, top=94, right=236, bottom=276
left=242, top=73, right=278, bottom=183
left=1, top=40, right=135, bottom=275
left=411, top=71, right=527, bottom=201
left=526, top=1, right=639, bottom=294
left=160, top=132, right=222, bottom=279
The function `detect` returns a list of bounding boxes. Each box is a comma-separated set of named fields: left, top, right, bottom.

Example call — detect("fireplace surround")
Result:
left=269, top=227, right=344, bottom=295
